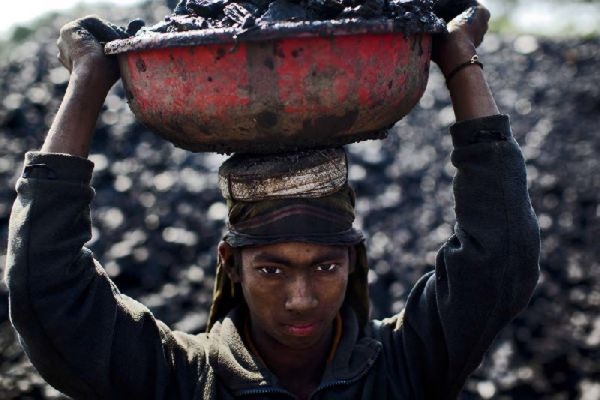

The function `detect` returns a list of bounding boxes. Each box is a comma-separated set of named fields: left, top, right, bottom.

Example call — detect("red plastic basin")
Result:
left=105, top=20, right=432, bottom=153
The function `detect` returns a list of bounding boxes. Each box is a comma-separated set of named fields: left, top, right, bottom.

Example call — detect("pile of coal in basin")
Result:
left=128, top=0, right=446, bottom=35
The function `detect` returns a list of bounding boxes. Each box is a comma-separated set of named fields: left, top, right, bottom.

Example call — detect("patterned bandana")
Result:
left=223, top=185, right=365, bottom=247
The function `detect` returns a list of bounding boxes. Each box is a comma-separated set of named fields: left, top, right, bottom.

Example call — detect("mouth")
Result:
left=285, top=322, right=318, bottom=337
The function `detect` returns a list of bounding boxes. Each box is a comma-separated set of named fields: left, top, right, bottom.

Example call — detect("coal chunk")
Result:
left=433, top=0, right=477, bottom=21
left=186, top=0, right=229, bottom=18
left=239, top=2, right=261, bottom=16
left=260, top=0, right=308, bottom=22
left=126, top=18, right=146, bottom=35
left=353, top=0, right=385, bottom=18
left=174, top=0, right=189, bottom=14
left=307, top=0, right=345, bottom=19
left=224, top=3, right=256, bottom=28
left=244, top=0, right=273, bottom=14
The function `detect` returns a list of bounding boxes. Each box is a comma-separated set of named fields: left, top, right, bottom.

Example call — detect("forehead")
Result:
left=240, top=242, right=349, bottom=265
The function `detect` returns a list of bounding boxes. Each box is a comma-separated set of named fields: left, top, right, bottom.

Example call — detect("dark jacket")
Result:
left=5, top=114, right=540, bottom=399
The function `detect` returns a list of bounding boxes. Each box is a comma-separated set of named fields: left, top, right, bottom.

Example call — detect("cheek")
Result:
left=239, top=276, right=279, bottom=310
left=317, top=274, right=349, bottom=305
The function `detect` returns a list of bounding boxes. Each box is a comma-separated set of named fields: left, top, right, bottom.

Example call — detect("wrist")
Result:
left=445, top=55, right=483, bottom=85
left=447, top=67, right=499, bottom=121
left=70, top=57, right=118, bottom=94
left=66, top=71, right=113, bottom=111
left=42, top=65, right=113, bottom=158
left=436, top=36, right=478, bottom=77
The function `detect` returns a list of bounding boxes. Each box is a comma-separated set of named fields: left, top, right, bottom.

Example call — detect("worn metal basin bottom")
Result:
left=107, top=21, right=432, bottom=153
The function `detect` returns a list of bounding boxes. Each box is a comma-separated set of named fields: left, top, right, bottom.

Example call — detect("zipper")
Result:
left=237, top=343, right=379, bottom=399
left=308, top=358, right=376, bottom=400
left=237, top=386, right=296, bottom=398
left=235, top=363, right=373, bottom=399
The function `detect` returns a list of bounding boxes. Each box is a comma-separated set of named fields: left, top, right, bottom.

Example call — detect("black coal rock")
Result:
left=139, top=0, right=445, bottom=33
left=126, top=18, right=146, bottom=35
left=261, top=0, right=308, bottom=22
left=186, top=0, right=229, bottom=18
left=307, top=0, right=345, bottom=19
left=224, top=3, right=257, bottom=28
left=432, top=0, right=476, bottom=22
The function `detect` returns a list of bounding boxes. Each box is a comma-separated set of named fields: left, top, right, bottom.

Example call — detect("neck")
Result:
left=263, top=343, right=329, bottom=400
left=246, top=320, right=336, bottom=399
left=265, top=344, right=328, bottom=388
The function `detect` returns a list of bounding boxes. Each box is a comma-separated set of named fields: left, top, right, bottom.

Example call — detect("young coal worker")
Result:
left=5, top=2, right=540, bottom=399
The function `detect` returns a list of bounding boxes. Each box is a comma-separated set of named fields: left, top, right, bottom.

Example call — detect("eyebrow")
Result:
left=250, top=249, right=348, bottom=266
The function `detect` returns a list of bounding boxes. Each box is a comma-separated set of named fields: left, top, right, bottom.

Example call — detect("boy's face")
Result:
left=230, top=242, right=350, bottom=351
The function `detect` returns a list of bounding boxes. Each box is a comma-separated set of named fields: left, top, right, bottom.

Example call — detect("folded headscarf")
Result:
left=207, top=148, right=370, bottom=329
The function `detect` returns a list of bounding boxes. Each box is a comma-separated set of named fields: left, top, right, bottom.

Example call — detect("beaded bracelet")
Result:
left=445, top=55, right=484, bottom=84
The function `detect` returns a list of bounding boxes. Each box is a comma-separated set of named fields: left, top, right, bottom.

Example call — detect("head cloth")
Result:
left=207, top=148, right=370, bottom=329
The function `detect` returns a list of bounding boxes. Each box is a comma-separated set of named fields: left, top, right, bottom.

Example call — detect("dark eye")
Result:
left=316, top=263, right=338, bottom=272
left=259, top=266, right=283, bottom=275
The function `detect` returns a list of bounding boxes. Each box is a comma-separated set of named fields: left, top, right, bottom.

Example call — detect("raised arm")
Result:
left=373, top=4, right=540, bottom=398
left=5, top=17, right=206, bottom=399
left=42, top=16, right=124, bottom=157
left=432, top=3, right=499, bottom=121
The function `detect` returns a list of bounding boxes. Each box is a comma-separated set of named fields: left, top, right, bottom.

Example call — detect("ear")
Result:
left=218, top=241, right=242, bottom=282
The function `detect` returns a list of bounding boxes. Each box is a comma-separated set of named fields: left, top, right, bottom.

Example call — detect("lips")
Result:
left=285, top=322, right=318, bottom=336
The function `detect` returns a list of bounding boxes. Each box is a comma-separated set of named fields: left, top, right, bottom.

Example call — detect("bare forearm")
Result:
left=432, top=3, right=499, bottom=122
left=41, top=68, right=111, bottom=158
left=41, top=15, right=122, bottom=158
left=446, top=60, right=499, bottom=121
left=438, top=40, right=499, bottom=122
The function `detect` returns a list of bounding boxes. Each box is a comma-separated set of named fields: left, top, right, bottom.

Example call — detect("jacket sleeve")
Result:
left=375, top=114, right=540, bottom=399
left=4, top=152, right=207, bottom=400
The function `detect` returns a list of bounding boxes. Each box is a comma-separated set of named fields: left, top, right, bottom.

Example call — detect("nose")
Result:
left=284, top=275, right=318, bottom=313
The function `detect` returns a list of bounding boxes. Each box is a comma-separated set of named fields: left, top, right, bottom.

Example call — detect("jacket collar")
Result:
left=207, top=306, right=381, bottom=396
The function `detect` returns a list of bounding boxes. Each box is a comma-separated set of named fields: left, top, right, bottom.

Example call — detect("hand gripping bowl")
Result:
left=105, top=20, right=436, bottom=154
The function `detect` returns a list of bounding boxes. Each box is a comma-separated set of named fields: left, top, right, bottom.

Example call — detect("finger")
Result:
left=469, top=6, right=490, bottom=47
left=57, top=20, right=99, bottom=71
left=435, top=0, right=478, bottom=22
left=447, top=5, right=489, bottom=45
left=78, top=15, right=129, bottom=43
left=56, top=37, right=72, bottom=71
left=58, top=21, right=94, bottom=51
left=57, top=51, right=68, bottom=70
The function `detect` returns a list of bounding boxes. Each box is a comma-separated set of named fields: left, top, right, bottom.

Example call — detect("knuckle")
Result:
left=80, top=14, right=100, bottom=21
left=481, top=7, right=491, bottom=20
left=60, top=21, right=78, bottom=33
left=79, top=14, right=102, bottom=26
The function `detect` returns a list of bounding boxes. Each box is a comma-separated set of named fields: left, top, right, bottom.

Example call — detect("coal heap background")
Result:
left=0, top=3, right=599, bottom=399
